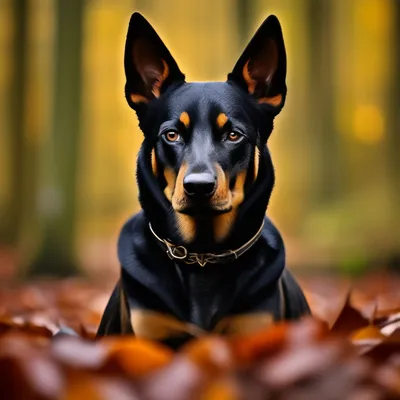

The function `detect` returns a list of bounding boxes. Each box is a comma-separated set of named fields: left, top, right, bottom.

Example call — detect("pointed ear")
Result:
left=124, top=13, right=185, bottom=111
left=227, top=15, right=287, bottom=112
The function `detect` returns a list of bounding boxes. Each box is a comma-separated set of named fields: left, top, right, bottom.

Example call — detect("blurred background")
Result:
left=0, top=0, right=399, bottom=281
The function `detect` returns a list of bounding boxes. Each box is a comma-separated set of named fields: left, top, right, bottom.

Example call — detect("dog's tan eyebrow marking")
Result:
left=179, top=112, right=190, bottom=128
left=216, top=113, right=229, bottom=129
left=258, top=94, right=283, bottom=106
left=130, top=93, right=149, bottom=104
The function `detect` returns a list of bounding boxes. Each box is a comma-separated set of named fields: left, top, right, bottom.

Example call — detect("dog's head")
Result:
left=125, top=13, right=287, bottom=249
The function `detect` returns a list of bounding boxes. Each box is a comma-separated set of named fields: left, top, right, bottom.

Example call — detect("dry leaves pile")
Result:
left=0, top=272, right=399, bottom=400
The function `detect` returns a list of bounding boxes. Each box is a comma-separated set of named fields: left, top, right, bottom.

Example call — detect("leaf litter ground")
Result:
left=0, top=271, right=399, bottom=400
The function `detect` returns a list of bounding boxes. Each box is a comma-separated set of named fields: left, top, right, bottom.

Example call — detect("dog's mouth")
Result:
left=174, top=201, right=232, bottom=216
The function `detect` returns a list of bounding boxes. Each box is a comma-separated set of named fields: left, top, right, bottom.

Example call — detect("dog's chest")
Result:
left=175, top=264, right=236, bottom=330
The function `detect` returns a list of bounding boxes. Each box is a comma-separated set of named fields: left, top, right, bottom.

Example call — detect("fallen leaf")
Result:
left=230, top=321, right=289, bottom=364
left=140, top=356, right=206, bottom=400
left=331, top=292, right=370, bottom=334
left=102, top=336, right=173, bottom=378
left=181, top=336, right=234, bottom=375
left=200, top=378, right=239, bottom=400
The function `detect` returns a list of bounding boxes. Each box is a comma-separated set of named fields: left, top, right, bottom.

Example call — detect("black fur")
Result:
left=97, top=12, right=310, bottom=347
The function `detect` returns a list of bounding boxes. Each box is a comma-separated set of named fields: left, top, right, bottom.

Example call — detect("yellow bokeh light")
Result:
left=353, top=104, right=385, bottom=144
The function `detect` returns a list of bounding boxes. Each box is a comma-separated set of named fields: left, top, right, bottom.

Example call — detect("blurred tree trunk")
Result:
left=29, top=0, right=84, bottom=276
left=6, top=0, right=29, bottom=246
left=306, top=0, right=340, bottom=206
left=387, top=1, right=400, bottom=267
left=393, top=4, right=400, bottom=196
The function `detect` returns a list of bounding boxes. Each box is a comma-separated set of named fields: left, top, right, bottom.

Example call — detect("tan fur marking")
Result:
left=152, top=59, right=169, bottom=98
left=163, top=167, right=176, bottom=202
left=151, top=149, right=157, bottom=176
left=216, top=113, right=228, bottom=129
left=129, top=309, right=273, bottom=339
left=213, top=170, right=247, bottom=242
left=254, top=147, right=260, bottom=181
left=231, top=171, right=247, bottom=209
left=172, top=162, right=196, bottom=242
left=242, top=60, right=256, bottom=94
left=213, top=313, right=274, bottom=335
left=130, top=309, right=204, bottom=340
left=171, top=162, right=188, bottom=206
left=258, top=94, right=283, bottom=107
left=211, top=163, right=231, bottom=207
left=130, top=94, right=149, bottom=104
left=175, top=213, right=196, bottom=243
left=213, top=209, right=237, bottom=244
left=179, top=112, right=190, bottom=128
left=242, top=59, right=282, bottom=107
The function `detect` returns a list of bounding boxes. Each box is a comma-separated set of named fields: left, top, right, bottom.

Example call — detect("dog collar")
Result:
left=148, top=221, right=265, bottom=267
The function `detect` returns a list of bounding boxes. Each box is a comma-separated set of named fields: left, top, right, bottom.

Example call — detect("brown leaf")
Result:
left=0, top=335, right=63, bottom=400
left=199, top=378, right=239, bottom=400
left=330, top=292, right=370, bottom=334
left=52, top=337, right=107, bottom=370
left=255, top=339, right=352, bottom=389
left=374, top=307, right=400, bottom=321
left=286, top=316, right=330, bottom=347
left=229, top=321, right=289, bottom=365
left=181, top=336, right=234, bottom=375
left=299, top=277, right=350, bottom=325
left=63, top=371, right=139, bottom=400
left=372, top=365, right=400, bottom=396
left=140, top=356, right=206, bottom=400
left=351, top=325, right=387, bottom=343
left=351, top=325, right=387, bottom=355
left=379, top=313, right=400, bottom=337
left=79, top=323, right=98, bottom=341
left=361, top=340, right=400, bottom=365
left=102, top=336, right=173, bottom=378
left=0, top=315, right=54, bottom=339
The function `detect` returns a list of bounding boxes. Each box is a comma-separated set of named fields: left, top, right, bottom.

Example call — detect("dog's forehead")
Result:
left=164, top=82, right=254, bottom=124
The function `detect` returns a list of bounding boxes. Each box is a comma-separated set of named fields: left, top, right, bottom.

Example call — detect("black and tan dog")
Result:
left=96, top=12, right=310, bottom=347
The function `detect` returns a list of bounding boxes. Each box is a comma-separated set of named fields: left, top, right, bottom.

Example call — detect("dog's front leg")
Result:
left=280, top=269, right=311, bottom=319
left=97, top=279, right=133, bottom=337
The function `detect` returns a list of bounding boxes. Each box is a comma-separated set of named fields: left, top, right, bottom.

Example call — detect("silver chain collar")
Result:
left=148, top=221, right=265, bottom=267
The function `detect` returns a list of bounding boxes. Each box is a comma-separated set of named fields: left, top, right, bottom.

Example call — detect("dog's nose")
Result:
left=183, top=172, right=217, bottom=198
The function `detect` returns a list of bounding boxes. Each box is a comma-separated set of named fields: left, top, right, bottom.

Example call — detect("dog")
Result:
left=96, top=12, right=310, bottom=348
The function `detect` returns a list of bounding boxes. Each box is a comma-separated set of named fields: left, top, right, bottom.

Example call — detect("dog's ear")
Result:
left=228, top=15, right=286, bottom=113
left=124, top=13, right=185, bottom=112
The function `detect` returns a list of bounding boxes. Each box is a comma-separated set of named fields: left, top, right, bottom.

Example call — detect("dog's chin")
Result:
left=174, top=203, right=232, bottom=216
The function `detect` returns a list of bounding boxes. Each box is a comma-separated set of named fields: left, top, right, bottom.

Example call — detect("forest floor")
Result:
left=0, top=270, right=399, bottom=399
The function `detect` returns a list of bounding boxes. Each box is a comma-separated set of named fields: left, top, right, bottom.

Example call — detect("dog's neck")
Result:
left=157, top=213, right=266, bottom=254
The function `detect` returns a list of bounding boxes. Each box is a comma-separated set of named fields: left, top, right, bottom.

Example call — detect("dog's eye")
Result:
left=227, top=132, right=241, bottom=142
left=164, top=131, right=181, bottom=143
